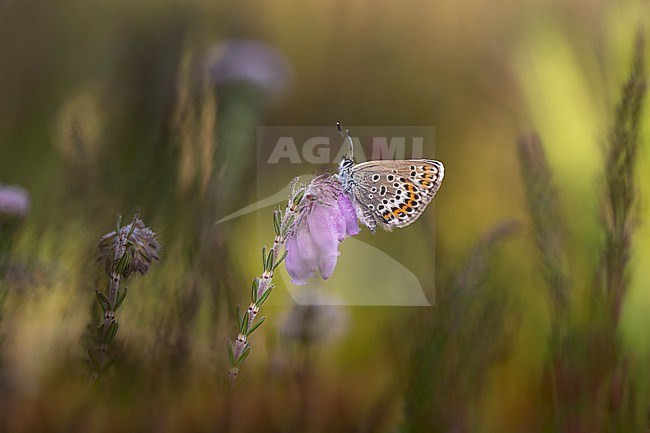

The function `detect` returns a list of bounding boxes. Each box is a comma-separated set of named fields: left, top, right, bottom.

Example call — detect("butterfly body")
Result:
left=338, top=156, right=444, bottom=233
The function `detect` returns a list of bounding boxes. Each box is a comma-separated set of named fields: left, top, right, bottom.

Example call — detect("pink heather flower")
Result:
left=285, top=175, right=359, bottom=285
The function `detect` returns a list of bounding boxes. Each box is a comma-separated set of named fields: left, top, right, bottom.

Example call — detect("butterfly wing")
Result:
left=350, top=159, right=444, bottom=231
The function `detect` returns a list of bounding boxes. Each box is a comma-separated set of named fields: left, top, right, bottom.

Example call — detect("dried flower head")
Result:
left=98, top=216, right=160, bottom=278
left=0, top=184, right=30, bottom=219
left=284, top=175, right=359, bottom=285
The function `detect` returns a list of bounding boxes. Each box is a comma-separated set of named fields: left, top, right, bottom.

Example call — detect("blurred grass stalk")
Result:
left=517, top=131, right=571, bottom=430
left=518, top=29, right=647, bottom=432
left=402, top=221, right=517, bottom=432
left=518, top=133, right=570, bottom=316
left=598, top=29, right=647, bottom=429
left=600, top=31, right=647, bottom=325
left=186, top=40, right=291, bottom=348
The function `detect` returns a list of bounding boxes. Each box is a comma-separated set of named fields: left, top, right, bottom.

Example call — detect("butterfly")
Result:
left=336, top=123, right=444, bottom=233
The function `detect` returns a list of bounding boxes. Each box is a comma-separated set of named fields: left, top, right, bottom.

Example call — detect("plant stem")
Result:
left=227, top=181, right=301, bottom=384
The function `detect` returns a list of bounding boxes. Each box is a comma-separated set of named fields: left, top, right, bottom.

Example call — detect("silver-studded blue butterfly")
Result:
left=336, top=123, right=444, bottom=233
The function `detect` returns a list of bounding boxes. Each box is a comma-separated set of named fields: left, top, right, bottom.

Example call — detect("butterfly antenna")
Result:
left=336, top=122, right=354, bottom=160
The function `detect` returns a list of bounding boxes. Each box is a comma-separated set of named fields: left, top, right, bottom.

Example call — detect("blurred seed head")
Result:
left=54, top=82, right=106, bottom=166
left=206, top=39, right=292, bottom=99
left=173, top=54, right=217, bottom=197
left=280, top=290, right=349, bottom=346
left=0, top=184, right=30, bottom=220
left=517, top=133, right=569, bottom=311
left=98, top=216, right=160, bottom=278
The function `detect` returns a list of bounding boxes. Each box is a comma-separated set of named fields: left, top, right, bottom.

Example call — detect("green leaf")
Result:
left=235, top=346, right=251, bottom=368
left=262, top=245, right=267, bottom=268
left=126, top=215, right=138, bottom=238
left=101, top=357, right=117, bottom=373
left=265, top=248, right=275, bottom=271
left=246, top=316, right=266, bottom=336
left=115, top=214, right=123, bottom=232
left=256, top=286, right=273, bottom=307
left=240, top=312, right=250, bottom=334
left=102, top=321, right=114, bottom=344
left=87, top=349, right=100, bottom=370
left=106, top=321, right=119, bottom=345
left=273, top=211, right=281, bottom=236
left=114, top=251, right=130, bottom=274
left=273, top=250, right=287, bottom=270
left=95, top=290, right=111, bottom=313
left=98, top=323, right=106, bottom=339
left=282, top=215, right=295, bottom=237
left=251, top=278, right=259, bottom=303
left=114, top=287, right=128, bottom=311
left=227, top=341, right=235, bottom=366
left=293, top=189, right=305, bottom=206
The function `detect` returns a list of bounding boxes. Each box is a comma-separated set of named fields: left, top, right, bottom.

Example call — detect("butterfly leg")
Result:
left=354, top=202, right=377, bottom=234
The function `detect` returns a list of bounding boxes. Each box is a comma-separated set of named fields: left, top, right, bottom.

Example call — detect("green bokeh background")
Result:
left=1, top=0, right=649, bottom=431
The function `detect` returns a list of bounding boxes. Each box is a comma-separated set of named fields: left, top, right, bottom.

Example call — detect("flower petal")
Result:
left=318, top=253, right=339, bottom=280
left=307, top=204, right=340, bottom=260
left=337, top=193, right=360, bottom=237
left=285, top=228, right=318, bottom=285
left=332, top=206, right=347, bottom=242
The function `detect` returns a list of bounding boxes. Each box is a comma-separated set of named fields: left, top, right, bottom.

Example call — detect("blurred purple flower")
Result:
left=285, top=175, right=359, bottom=285
left=206, top=39, right=292, bottom=99
left=0, top=184, right=30, bottom=219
